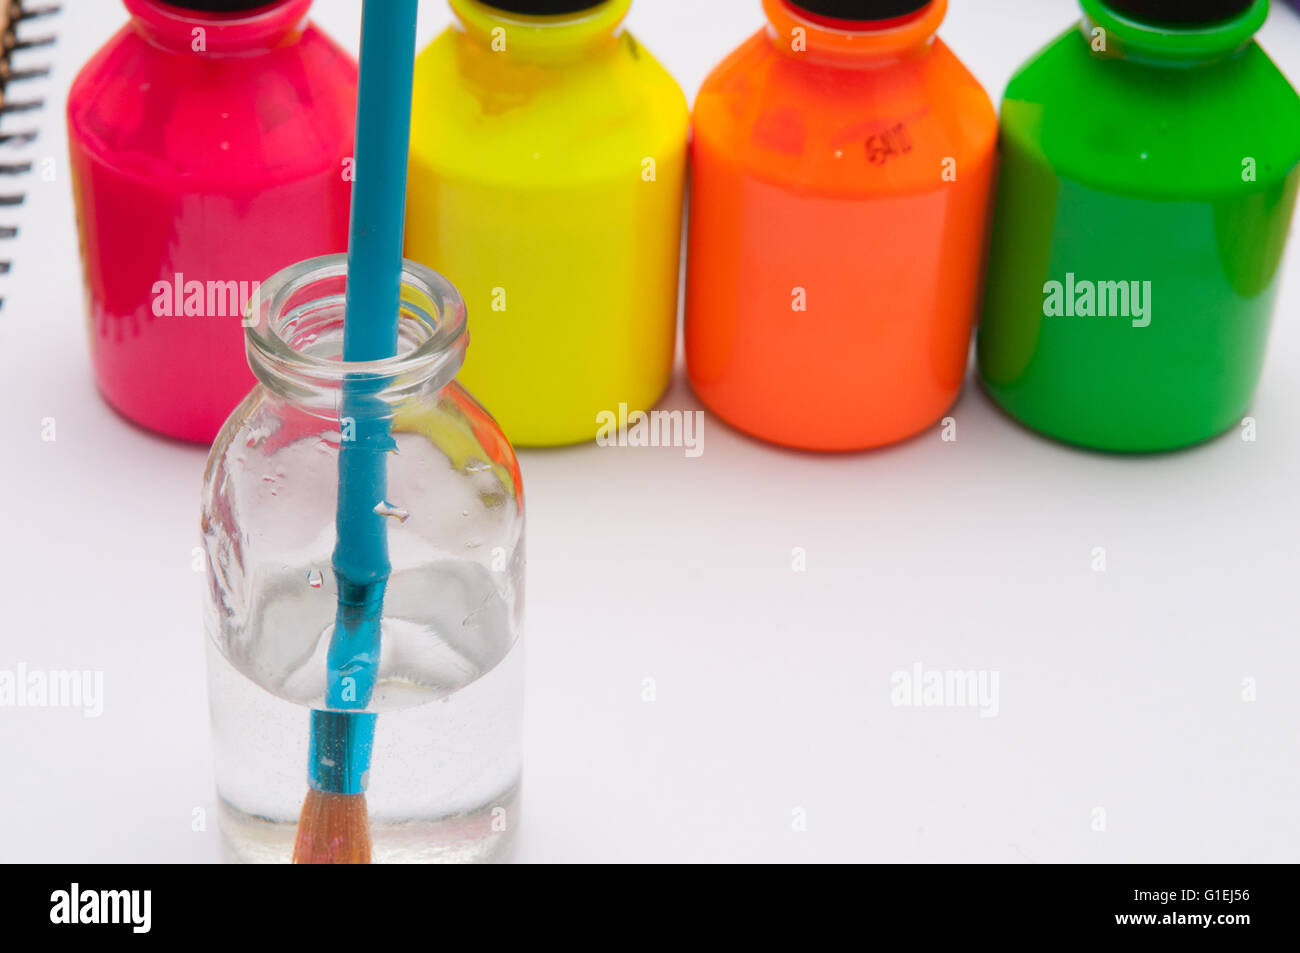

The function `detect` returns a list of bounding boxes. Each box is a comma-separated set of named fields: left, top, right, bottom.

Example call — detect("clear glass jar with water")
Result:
left=201, top=255, right=524, bottom=863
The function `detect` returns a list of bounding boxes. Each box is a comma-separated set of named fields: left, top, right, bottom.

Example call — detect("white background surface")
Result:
left=3, top=0, right=1300, bottom=863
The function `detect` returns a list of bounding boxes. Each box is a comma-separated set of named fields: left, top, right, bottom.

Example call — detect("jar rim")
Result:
left=1078, top=0, right=1268, bottom=64
left=245, top=254, right=469, bottom=399
left=449, top=0, right=631, bottom=57
left=125, top=0, right=313, bottom=53
left=762, top=0, right=947, bottom=66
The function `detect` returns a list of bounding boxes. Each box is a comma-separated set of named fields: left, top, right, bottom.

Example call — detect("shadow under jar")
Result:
left=201, top=255, right=525, bottom=863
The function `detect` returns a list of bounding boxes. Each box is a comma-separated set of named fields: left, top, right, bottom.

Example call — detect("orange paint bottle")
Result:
left=685, top=0, right=997, bottom=451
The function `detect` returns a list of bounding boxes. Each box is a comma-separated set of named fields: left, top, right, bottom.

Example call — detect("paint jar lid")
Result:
left=1101, top=0, right=1256, bottom=25
left=477, top=0, right=611, bottom=13
left=786, top=0, right=933, bottom=21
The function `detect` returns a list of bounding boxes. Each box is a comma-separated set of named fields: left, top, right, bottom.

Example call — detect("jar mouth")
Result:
left=245, top=254, right=468, bottom=410
left=126, top=0, right=312, bottom=54
left=1079, top=0, right=1268, bottom=65
left=763, top=0, right=947, bottom=66
left=449, top=0, right=630, bottom=57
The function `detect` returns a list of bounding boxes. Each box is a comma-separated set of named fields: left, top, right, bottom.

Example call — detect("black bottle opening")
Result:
left=477, top=1, right=612, bottom=14
left=1101, top=0, right=1257, bottom=26
left=786, top=0, right=934, bottom=21
left=157, top=0, right=288, bottom=12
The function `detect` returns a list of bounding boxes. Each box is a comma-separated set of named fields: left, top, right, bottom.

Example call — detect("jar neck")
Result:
left=246, top=255, right=468, bottom=419
left=448, top=0, right=630, bottom=64
left=124, top=0, right=313, bottom=56
left=1078, top=0, right=1268, bottom=67
left=762, top=0, right=947, bottom=69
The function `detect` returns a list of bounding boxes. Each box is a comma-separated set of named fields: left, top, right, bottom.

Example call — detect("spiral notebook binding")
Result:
left=2, top=1, right=59, bottom=310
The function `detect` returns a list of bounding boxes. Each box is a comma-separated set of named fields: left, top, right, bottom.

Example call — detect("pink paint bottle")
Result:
left=67, top=0, right=357, bottom=442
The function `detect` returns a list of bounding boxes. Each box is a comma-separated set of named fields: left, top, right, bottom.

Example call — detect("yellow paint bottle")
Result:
left=406, top=0, right=689, bottom=446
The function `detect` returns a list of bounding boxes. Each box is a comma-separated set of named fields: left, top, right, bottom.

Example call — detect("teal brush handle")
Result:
left=307, top=0, right=419, bottom=796
left=343, top=0, right=419, bottom=366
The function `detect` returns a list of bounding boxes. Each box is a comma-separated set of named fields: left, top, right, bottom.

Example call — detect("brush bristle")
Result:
left=291, top=789, right=372, bottom=864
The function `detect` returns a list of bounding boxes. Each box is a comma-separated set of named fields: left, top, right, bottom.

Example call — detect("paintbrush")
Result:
left=291, top=0, right=419, bottom=865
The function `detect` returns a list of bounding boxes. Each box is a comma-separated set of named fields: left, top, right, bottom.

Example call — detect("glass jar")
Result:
left=685, top=0, right=998, bottom=451
left=405, top=0, right=689, bottom=447
left=68, top=0, right=357, bottom=443
left=201, top=255, right=525, bottom=863
left=978, top=0, right=1300, bottom=451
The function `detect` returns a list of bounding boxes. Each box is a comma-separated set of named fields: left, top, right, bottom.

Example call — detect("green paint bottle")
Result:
left=979, top=0, right=1300, bottom=452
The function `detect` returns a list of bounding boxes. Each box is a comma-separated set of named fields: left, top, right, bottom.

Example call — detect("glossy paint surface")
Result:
left=405, top=0, right=689, bottom=447
left=978, top=0, right=1300, bottom=452
left=685, top=0, right=997, bottom=451
left=67, top=0, right=357, bottom=443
